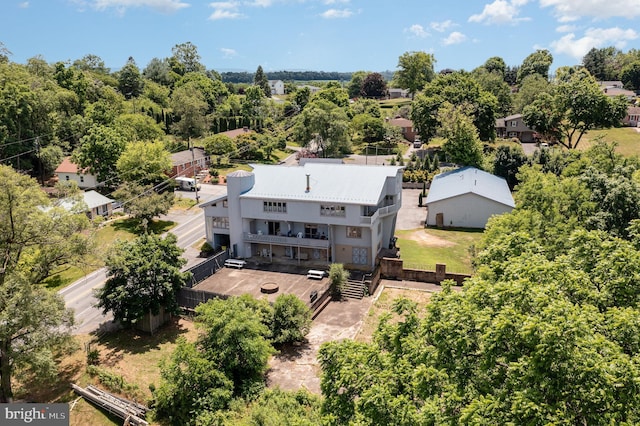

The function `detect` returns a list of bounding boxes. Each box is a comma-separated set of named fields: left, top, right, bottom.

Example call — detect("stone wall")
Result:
left=380, top=257, right=471, bottom=286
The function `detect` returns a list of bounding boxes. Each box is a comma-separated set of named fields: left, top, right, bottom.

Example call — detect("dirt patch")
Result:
left=405, top=229, right=455, bottom=247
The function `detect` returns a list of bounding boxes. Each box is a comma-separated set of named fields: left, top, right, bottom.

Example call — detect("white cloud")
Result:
left=90, top=0, right=189, bottom=13
left=220, top=48, right=237, bottom=57
left=551, top=27, right=638, bottom=60
left=18, top=1, right=29, bottom=8
left=320, top=8, right=352, bottom=18
left=324, top=0, right=349, bottom=4
left=468, top=0, right=531, bottom=25
left=540, top=0, right=640, bottom=20
left=556, top=24, right=576, bottom=33
left=208, top=1, right=243, bottom=19
left=247, top=0, right=272, bottom=6
left=430, top=20, right=455, bottom=32
left=443, top=31, right=467, bottom=45
left=405, top=24, right=429, bottom=38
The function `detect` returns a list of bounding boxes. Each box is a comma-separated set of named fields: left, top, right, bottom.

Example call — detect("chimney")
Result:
left=306, top=174, right=310, bottom=192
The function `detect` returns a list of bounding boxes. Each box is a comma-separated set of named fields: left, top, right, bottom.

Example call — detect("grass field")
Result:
left=395, top=227, right=484, bottom=274
left=580, top=127, right=640, bottom=156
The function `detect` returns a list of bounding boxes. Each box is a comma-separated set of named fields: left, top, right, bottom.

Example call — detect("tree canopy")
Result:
left=522, top=69, right=628, bottom=149
left=96, top=233, right=190, bottom=326
left=394, top=51, right=436, bottom=97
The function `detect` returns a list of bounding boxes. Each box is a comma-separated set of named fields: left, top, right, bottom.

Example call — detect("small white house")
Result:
left=425, top=167, right=515, bottom=229
left=269, top=80, right=285, bottom=96
left=54, top=157, right=99, bottom=189
left=58, top=190, right=115, bottom=220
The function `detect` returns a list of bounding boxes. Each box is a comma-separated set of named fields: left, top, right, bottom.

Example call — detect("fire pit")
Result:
left=260, top=282, right=279, bottom=294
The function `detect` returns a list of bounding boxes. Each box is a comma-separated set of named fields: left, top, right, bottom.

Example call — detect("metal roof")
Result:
left=425, top=167, right=515, bottom=208
left=240, top=163, right=402, bottom=205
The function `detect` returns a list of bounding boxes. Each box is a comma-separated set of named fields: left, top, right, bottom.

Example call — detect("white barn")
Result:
left=425, top=167, right=515, bottom=229
left=268, top=80, right=285, bottom=95
left=201, top=163, right=403, bottom=271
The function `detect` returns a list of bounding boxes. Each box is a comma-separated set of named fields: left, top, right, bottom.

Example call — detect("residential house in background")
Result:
left=495, top=114, right=537, bottom=142
left=170, top=147, right=208, bottom=178
left=425, top=167, right=515, bottom=229
left=623, top=106, right=640, bottom=127
left=201, top=162, right=404, bottom=271
left=58, top=190, right=115, bottom=220
left=299, top=84, right=321, bottom=94
left=599, top=80, right=637, bottom=102
left=268, top=80, right=285, bottom=96
left=54, top=157, right=99, bottom=189
left=219, top=127, right=254, bottom=139
left=388, top=88, right=409, bottom=99
left=388, top=117, right=418, bottom=142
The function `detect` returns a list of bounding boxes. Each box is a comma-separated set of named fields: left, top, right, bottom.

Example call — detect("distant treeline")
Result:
left=220, top=71, right=354, bottom=83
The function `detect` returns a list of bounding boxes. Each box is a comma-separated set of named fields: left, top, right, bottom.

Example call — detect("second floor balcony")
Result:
left=243, top=232, right=330, bottom=249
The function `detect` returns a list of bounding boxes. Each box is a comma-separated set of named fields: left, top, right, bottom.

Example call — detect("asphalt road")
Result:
left=60, top=191, right=222, bottom=335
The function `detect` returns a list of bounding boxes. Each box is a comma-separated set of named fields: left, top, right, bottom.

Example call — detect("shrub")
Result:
left=271, top=294, right=312, bottom=344
left=329, top=263, right=349, bottom=300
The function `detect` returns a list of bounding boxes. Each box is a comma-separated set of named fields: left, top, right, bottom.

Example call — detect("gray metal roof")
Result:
left=241, top=163, right=403, bottom=205
left=83, top=190, right=114, bottom=209
left=425, top=167, right=515, bottom=208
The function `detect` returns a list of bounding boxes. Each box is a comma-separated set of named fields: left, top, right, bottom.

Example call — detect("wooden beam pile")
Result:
left=72, top=384, right=149, bottom=426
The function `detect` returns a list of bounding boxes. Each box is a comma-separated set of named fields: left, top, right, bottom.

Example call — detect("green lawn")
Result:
left=42, top=217, right=176, bottom=291
left=580, top=127, right=640, bottom=157
left=395, top=227, right=484, bottom=274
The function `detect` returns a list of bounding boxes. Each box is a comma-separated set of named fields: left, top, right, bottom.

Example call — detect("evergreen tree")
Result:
left=254, top=65, right=271, bottom=97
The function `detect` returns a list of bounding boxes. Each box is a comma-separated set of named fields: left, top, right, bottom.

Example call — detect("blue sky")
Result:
left=2, top=0, right=639, bottom=74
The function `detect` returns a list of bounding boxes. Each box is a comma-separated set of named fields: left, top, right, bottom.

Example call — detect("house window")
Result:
left=510, top=121, right=517, bottom=127
left=263, top=201, right=287, bottom=213
left=65, top=176, right=69, bottom=181
left=223, top=200, right=228, bottom=207
left=80, top=175, right=84, bottom=183
left=320, top=204, right=346, bottom=217
left=211, top=217, right=229, bottom=229
left=346, top=227, right=361, bottom=238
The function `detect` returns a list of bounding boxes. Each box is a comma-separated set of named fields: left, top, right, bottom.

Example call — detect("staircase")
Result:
left=342, top=280, right=366, bottom=300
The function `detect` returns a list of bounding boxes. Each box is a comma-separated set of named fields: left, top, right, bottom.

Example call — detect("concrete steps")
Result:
left=342, top=280, right=365, bottom=300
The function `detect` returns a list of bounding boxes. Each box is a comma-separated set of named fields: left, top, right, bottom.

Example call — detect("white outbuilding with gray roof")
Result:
left=425, top=167, right=515, bottom=229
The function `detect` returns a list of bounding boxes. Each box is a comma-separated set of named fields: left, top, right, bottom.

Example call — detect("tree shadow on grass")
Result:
left=111, top=218, right=175, bottom=236
left=92, top=317, right=191, bottom=357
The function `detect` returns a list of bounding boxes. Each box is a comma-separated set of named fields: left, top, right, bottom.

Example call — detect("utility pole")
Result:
left=34, top=137, right=44, bottom=185
left=189, top=137, right=200, bottom=202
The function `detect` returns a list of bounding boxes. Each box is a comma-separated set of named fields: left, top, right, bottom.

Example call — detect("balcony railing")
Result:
left=360, top=202, right=399, bottom=224
left=243, top=232, right=330, bottom=249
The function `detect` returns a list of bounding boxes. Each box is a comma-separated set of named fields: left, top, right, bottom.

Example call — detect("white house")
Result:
left=268, top=80, right=285, bottom=96
left=201, top=163, right=404, bottom=271
left=54, top=157, right=99, bottom=189
left=425, top=167, right=515, bottom=229
left=58, top=190, right=115, bottom=220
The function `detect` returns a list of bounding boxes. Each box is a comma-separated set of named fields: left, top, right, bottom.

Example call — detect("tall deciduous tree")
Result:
left=116, top=141, right=172, bottom=185
left=522, top=69, right=628, bottom=149
left=73, top=124, right=126, bottom=185
left=96, top=233, right=190, bottom=327
left=361, top=72, right=387, bottom=99
left=170, top=42, right=205, bottom=76
left=195, top=295, right=276, bottom=396
left=113, top=183, right=174, bottom=230
left=517, top=49, right=553, bottom=83
left=293, top=98, right=351, bottom=157
left=170, top=82, right=208, bottom=139
left=0, top=166, right=90, bottom=402
left=394, top=51, right=436, bottom=98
